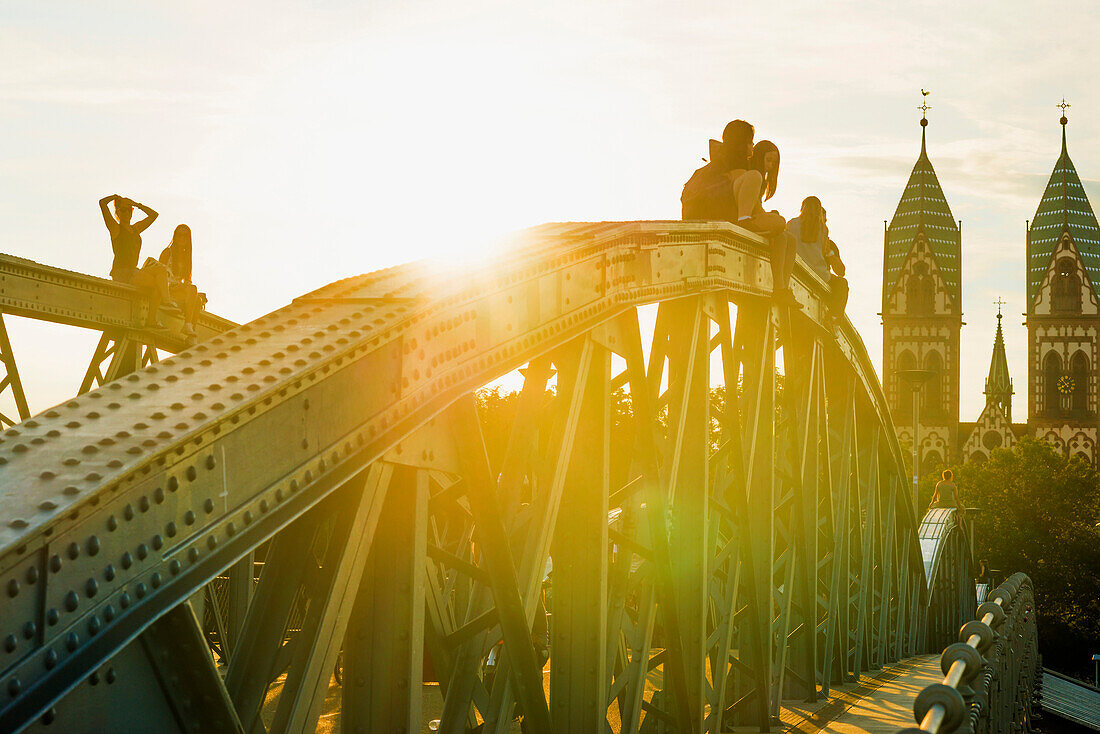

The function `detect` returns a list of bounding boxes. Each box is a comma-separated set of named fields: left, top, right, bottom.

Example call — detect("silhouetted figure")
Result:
left=681, top=119, right=754, bottom=221
left=99, top=194, right=170, bottom=327
left=738, top=140, right=799, bottom=306
left=159, top=224, right=204, bottom=338
left=930, top=469, right=960, bottom=510
left=788, top=196, right=849, bottom=318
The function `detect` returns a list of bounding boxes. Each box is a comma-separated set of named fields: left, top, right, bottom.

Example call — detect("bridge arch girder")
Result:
left=0, top=221, right=929, bottom=733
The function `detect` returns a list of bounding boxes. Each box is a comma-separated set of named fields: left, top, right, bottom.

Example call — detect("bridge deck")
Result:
left=782, top=655, right=940, bottom=734
left=274, top=654, right=942, bottom=732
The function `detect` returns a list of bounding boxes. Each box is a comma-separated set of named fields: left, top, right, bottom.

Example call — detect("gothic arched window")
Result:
left=1071, top=351, right=1089, bottom=415
left=971, top=450, right=987, bottom=465
left=1044, top=351, right=1063, bottom=417
left=906, top=264, right=934, bottom=316
left=922, top=351, right=943, bottom=418
left=1052, top=257, right=1081, bottom=314
left=922, top=450, right=943, bottom=475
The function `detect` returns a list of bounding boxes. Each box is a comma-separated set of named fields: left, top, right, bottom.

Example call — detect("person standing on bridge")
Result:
left=99, top=194, right=171, bottom=328
left=159, top=224, right=204, bottom=339
left=930, top=469, right=961, bottom=511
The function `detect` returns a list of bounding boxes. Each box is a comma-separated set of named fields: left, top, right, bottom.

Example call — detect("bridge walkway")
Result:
left=266, top=654, right=941, bottom=733
left=782, top=655, right=941, bottom=734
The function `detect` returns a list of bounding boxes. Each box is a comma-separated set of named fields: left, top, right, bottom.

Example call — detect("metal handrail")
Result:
left=900, top=572, right=1039, bottom=734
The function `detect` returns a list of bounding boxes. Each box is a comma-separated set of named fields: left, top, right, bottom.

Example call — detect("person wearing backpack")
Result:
left=681, top=119, right=754, bottom=221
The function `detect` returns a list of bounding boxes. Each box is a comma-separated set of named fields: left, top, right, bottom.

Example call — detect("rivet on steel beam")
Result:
left=87, top=536, right=100, bottom=556
left=44, top=650, right=59, bottom=669
left=66, top=633, right=78, bottom=651
left=120, top=553, right=133, bottom=570
left=88, top=617, right=101, bottom=635
left=123, top=505, right=134, bottom=521
left=135, top=583, right=146, bottom=599
left=169, top=560, right=181, bottom=575
left=6, top=580, right=18, bottom=598
left=85, top=579, right=98, bottom=598
left=46, top=609, right=59, bottom=626
left=139, top=496, right=149, bottom=512
left=152, top=535, right=163, bottom=550
left=49, top=555, right=61, bottom=573
left=243, top=511, right=253, bottom=525
left=103, top=605, right=115, bottom=621
left=67, top=543, right=79, bottom=560
left=104, top=566, right=115, bottom=582
left=107, top=516, right=118, bottom=531
left=188, top=548, right=199, bottom=563
left=260, top=499, right=269, bottom=514
left=64, top=591, right=79, bottom=612
left=64, top=486, right=80, bottom=496
left=22, top=622, right=35, bottom=639
left=3, top=636, right=15, bottom=654
left=90, top=671, right=100, bottom=685
left=136, top=544, right=148, bottom=560
left=151, top=573, right=162, bottom=589
left=184, top=511, right=195, bottom=525
left=26, top=567, right=38, bottom=584
left=166, top=522, right=177, bottom=537
left=168, top=477, right=179, bottom=492
left=105, top=668, right=116, bottom=684
left=206, top=536, right=218, bottom=550
left=275, top=489, right=284, bottom=502
left=154, top=488, right=165, bottom=504
left=202, top=499, right=214, bottom=514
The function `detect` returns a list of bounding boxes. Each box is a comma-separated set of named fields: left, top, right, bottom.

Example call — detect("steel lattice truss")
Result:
left=0, top=222, right=974, bottom=733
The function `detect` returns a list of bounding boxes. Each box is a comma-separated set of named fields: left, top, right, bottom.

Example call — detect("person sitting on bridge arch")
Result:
left=99, top=194, right=171, bottom=328
left=681, top=119, right=754, bottom=221
left=158, top=224, right=205, bottom=339
left=737, top=141, right=799, bottom=306
left=930, top=469, right=961, bottom=510
left=787, top=196, right=849, bottom=318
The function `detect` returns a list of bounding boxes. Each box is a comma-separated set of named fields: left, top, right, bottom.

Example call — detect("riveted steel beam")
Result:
left=0, top=222, right=939, bottom=732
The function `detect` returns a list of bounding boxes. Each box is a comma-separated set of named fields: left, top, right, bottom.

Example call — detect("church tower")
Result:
left=882, top=111, right=963, bottom=471
left=961, top=305, right=1017, bottom=463
left=1026, top=107, right=1100, bottom=464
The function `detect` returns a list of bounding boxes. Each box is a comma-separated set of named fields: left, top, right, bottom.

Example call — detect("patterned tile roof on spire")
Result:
left=985, top=313, right=1012, bottom=406
left=883, top=124, right=961, bottom=307
left=1027, top=123, right=1100, bottom=302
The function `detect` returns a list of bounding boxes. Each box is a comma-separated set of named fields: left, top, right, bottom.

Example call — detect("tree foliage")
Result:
left=921, top=439, right=1100, bottom=677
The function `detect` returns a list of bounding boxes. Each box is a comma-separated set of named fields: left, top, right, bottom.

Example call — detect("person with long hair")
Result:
left=98, top=194, right=170, bottom=327
left=788, top=196, right=848, bottom=317
left=159, top=224, right=203, bottom=338
left=729, top=140, right=799, bottom=305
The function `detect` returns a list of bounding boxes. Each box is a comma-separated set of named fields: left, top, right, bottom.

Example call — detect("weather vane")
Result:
left=994, top=296, right=1006, bottom=317
left=1059, top=97, right=1070, bottom=125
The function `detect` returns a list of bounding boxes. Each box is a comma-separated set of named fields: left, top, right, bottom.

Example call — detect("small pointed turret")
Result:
left=984, top=300, right=1013, bottom=421
left=1027, top=106, right=1100, bottom=304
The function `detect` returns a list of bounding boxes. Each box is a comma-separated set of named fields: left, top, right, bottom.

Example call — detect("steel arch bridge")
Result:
left=0, top=222, right=978, bottom=733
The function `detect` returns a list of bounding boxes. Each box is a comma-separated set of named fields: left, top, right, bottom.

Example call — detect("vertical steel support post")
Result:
left=663, top=298, right=710, bottom=731
left=550, top=342, right=610, bottom=732
left=342, top=465, right=429, bottom=733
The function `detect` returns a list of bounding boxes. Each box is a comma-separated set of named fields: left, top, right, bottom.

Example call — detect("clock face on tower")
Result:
left=1058, top=374, right=1076, bottom=395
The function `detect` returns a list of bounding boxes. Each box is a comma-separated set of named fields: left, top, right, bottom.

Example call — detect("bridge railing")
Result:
left=901, top=572, right=1039, bottom=734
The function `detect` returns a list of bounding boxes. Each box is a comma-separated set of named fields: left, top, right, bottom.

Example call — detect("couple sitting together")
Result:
left=681, top=119, right=848, bottom=316
left=99, top=194, right=205, bottom=339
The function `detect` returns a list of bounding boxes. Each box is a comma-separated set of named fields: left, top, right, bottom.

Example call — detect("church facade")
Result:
left=882, top=113, right=1100, bottom=468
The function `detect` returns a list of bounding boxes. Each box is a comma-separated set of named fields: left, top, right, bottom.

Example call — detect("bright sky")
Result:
left=3, top=0, right=1100, bottom=421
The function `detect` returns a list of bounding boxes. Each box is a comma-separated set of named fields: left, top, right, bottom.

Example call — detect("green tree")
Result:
left=926, top=439, right=1100, bottom=678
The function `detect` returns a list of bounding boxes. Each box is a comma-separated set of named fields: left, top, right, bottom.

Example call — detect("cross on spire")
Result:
left=993, top=296, right=1006, bottom=318
left=919, top=89, right=931, bottom=125
left=1059, top=97, right=1070, bottom=125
